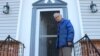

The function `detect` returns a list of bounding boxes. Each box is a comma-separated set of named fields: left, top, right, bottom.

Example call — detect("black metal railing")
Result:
left=0, top=35, right=25, bottom=56
left=74, top=34, right=100, bottom=56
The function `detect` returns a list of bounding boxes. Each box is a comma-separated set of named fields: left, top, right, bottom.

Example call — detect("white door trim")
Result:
left=76, top=0, right=84, bottom=36
left=34, top=8, right=63, bottom=56
left=16, top=0, right=23, bottom=40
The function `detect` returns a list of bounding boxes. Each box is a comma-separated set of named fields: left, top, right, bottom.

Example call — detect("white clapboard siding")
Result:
left=0, top=0, right=20, bottom=40
left=79, top=0, right=100, bottom=39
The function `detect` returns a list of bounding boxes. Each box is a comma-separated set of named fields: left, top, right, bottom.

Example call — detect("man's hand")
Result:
left=68, top=42, right=72, bottom=46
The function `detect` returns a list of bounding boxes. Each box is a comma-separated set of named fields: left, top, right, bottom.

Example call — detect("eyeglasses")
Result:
left=54, top=16, right=59, bottom=19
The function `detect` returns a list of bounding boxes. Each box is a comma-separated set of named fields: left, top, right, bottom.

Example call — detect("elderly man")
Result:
left=53, top=13, right=74, bottom=56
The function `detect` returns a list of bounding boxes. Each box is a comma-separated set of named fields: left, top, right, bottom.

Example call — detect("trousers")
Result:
left=59, top=47, right=72, bottom=56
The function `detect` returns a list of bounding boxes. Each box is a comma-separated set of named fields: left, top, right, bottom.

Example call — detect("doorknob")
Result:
left=49, top=40, right=52, bottom=44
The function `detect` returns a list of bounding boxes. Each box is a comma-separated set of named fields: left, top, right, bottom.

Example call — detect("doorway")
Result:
left=39, top=11, right=60, bottom=56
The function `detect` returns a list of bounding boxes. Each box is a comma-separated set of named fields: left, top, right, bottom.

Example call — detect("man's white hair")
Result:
left=53, top=13, right=61, bottom=17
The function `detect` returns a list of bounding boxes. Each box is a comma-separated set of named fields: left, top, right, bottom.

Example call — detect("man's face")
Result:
left=54, top=15, right=62, bottom=22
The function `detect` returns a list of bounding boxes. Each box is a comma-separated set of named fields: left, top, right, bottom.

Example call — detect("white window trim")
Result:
left=35, top=8, right=63, bottom=56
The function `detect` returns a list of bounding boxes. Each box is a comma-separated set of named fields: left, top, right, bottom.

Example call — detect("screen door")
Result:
left=39, top=11, right=60, bottom=56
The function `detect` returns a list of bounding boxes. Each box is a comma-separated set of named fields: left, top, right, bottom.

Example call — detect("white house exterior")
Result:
left=0, top=0, right=100, bottom=56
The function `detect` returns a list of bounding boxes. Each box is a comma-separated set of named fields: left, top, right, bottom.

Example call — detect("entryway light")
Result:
left=90, top=1, right=98, bottom=13
left=3, top=2, right=10, bottom=14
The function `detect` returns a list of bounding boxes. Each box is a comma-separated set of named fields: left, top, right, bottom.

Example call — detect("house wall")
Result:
left=0, top=0, right=20, bottom=39
left=79, top=0, right=100, bottom=39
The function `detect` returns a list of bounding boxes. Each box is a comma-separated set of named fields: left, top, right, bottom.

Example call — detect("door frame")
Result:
left=34, top=8, right=63, bottom=56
